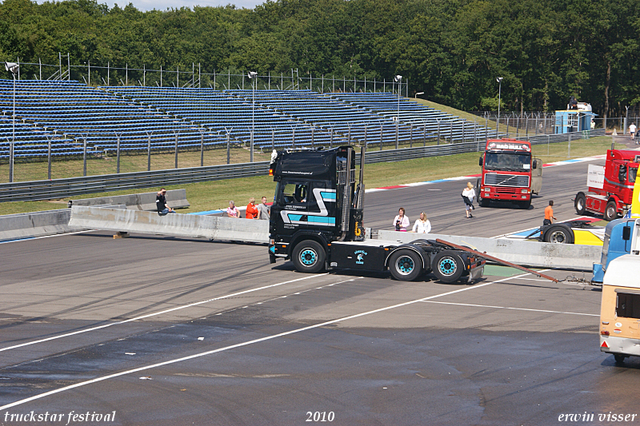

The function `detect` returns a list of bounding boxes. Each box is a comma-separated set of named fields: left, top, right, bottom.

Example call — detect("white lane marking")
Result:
left=421, top=300, right=599, bottom=317
left=0, top=230, right=94, bottom=245
left=0, top=273, right=328, bottom=353
left=0, top=273, right=524, bottom=410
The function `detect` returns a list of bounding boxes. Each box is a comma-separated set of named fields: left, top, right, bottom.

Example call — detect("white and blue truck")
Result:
left=591, top=218, right=640, bottom=285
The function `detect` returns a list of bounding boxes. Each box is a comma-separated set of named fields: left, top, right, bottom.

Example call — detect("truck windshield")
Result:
left=485, top=152, right=532, bottom=172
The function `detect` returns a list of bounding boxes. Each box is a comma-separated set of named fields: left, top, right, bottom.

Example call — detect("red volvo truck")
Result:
left=477, top=139, right=543, bottom=209
left=574, top=150, right=639, bottom=220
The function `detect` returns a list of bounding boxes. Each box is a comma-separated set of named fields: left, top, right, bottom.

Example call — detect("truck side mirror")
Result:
left=623, top=226, right=631, bottom=240
left=532, top=159, right=538, bottom=169
left=479, top=157, right=483, bottom=167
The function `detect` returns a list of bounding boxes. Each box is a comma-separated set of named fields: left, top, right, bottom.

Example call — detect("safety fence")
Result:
left=0, top=129, right=605, bottom=203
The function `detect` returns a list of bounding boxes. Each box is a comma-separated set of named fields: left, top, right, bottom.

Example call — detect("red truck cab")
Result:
left=575, top=150, right=639, bottom=220
left=477, top=139, right=542, bottom=209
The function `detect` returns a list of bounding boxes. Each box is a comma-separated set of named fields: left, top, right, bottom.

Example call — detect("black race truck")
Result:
left=267, top=146, right=485, bottom=283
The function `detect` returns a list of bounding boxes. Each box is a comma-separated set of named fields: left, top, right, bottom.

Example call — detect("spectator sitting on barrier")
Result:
left=227, top=200, right=240, bottom=218
left=156, top=188, right=176, bottom=216
left=258, top=196, right=270, bottom=220
left=246, top=197, right=259, bottom=219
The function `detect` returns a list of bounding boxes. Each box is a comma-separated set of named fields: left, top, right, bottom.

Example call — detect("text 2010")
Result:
left=306, top=411, right=335, bottom=422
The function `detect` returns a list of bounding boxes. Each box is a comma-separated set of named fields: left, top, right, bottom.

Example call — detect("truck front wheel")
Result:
left=432, top=251, right=464, bottom=283
left=604, top=200, right=618, bottom=221
left=292, top=240, right=326, bottom=273
left=388, top=250, right=423, bottom=281
left=574, top=192, right=586, bottom=215
left=477, top=191, right=487, bottom=207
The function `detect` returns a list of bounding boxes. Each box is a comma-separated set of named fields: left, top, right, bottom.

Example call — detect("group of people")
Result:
left=392, top=181, right=477, bottom=232
left=226, top=197, right=270, bottom=220
left=156, top=188, right=270, bottom=219
left=392, top=208, right=432, bottom=234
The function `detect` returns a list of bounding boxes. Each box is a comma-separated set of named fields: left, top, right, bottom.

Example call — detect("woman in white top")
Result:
left=412, top=212, right=432, bottom=234
left=392, top=207, right=410, bottom=231
left=462, top=182, right=476, bottom=218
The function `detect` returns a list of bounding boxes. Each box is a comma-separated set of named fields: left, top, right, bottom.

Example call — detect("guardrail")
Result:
left=0, top=130, right=605, bottom=202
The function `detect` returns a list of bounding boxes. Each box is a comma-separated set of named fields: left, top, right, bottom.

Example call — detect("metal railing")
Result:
left=0, top=129, right=605, bottom=203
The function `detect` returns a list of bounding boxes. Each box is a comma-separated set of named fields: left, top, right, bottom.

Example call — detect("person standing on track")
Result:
left=393, top=207, right=410, bottom=231
left=412, top=212, right=432, bottom=234
left=462, top=182, right=476, bottom=218
left=543, top=200, right=557, bottom=225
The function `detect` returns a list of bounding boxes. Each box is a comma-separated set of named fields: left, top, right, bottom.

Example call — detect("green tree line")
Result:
left=0, top=0, right=638, bottom=118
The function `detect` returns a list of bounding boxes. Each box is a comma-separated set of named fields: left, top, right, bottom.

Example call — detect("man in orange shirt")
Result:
left=246, top=197, right=259, bottom=219
left=543, top=200, right=556, bottom=226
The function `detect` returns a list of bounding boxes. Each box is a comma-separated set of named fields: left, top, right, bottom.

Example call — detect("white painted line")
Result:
left=421, top=300, right=599, bottom=317
left=0, top=273, right=329, bottom=353
left=0, top=229, right=94, bottom=245
left=0, top=273, right=525, bottom=410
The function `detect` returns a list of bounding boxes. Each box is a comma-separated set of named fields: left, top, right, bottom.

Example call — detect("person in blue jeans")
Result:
left=156, top=188, right=176, bottom=216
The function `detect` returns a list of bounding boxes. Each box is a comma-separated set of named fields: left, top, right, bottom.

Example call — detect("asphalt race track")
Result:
left=2, top=153, right=640, bottom=426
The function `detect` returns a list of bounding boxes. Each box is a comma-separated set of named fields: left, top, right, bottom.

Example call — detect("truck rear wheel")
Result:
left=388, top=250, right=423, bottom=281
left=542, top=224, right=574, bottom=244
left=292, top=240, right=326, bottom=273
left=574, top=192, right=586, bottom=215
left=604, top=200, right=618, bottom=221
left=431, top=250, right=464, bottom=283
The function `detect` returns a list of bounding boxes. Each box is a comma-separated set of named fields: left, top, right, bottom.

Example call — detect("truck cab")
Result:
left=591, top=218, right=640, bottom=285
left=477, top=139, right=542, bottom=209
left=575, top=150, right=639, bottom=220
left=268, top=146, right=364, bottom=272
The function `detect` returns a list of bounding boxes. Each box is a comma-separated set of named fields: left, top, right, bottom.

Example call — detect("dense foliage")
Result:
left=1, top=0, right=638, bottom=117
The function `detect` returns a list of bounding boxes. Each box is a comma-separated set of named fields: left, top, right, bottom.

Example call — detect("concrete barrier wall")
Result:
left=0, top=209, right=75, bottom=241
left=68, top=206, right=269, bottom=243
left=70, top=189, right=189, bottom=211
left=377, top=230, right=601, bottom=271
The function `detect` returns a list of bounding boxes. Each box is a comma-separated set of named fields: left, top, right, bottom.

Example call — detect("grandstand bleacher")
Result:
left=0, top=79, right=501, bottom=161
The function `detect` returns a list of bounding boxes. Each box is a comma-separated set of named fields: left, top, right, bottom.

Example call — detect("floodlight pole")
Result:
left=5, top=62, right=19, bottom=183
left=496, top=77, right=503, bottom=134
left=394, top=75, right=402, bottom=149
left=248, top=71, right=257, bottom=162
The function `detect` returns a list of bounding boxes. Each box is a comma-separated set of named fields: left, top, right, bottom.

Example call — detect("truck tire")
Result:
left=542, top=224, right=574, bottom=244
left=388, top=249, right=423, bottom=281
left=292, top=240, right=326, bottom=273
left=477, top=191, right=487, bottom=207
left=574, top=192, right=586, bottom=215
left=431, top=250, right=464, bottom=283
left=604, top=200, right=618, bottom=221
left=519, top=199, right=531, bottom=209
left=476, top=179, right=486, bottom=207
